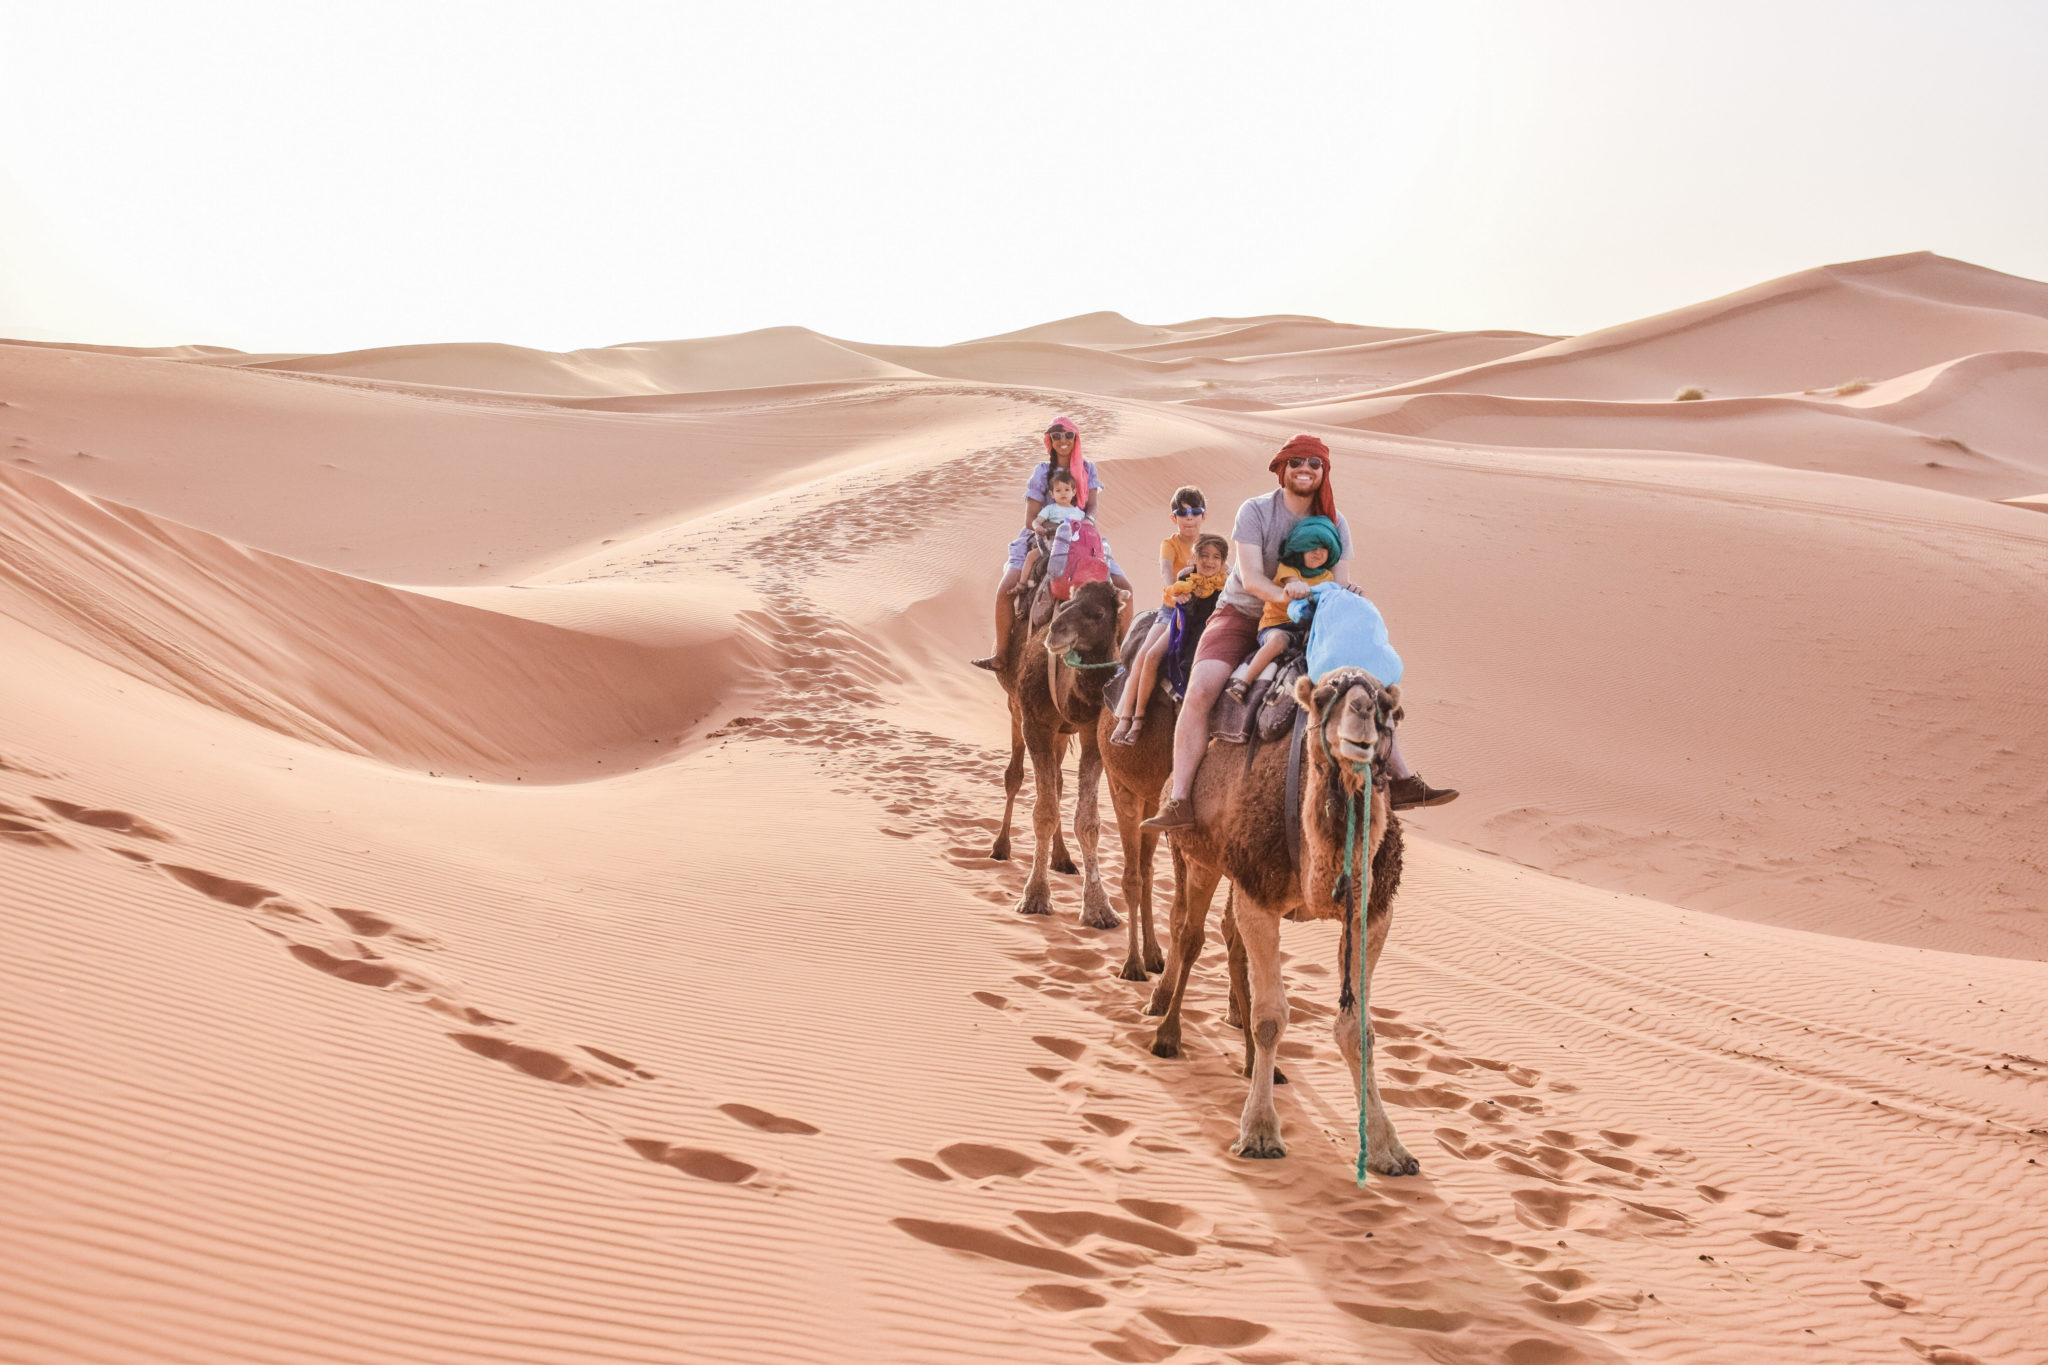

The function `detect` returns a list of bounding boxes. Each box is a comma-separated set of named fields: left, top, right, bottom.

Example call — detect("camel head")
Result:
left=1295, top=669, right=1401, bottom=796
left=1045, top=578, right=1123, bottom=671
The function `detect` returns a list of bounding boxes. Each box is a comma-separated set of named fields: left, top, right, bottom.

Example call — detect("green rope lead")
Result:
left=1342, top=781, right=1371, bottom=1186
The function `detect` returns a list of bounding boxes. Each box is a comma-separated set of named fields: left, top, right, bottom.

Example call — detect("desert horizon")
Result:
left=4, top=244, right=2046, bottom=1364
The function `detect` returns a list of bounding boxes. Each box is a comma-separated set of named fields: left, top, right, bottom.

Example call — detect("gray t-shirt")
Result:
left=1219, top=489, right=1353, bottom=615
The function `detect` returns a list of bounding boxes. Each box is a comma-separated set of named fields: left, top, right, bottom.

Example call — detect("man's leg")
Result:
left=1385, top=730, right=1458, bottom=809
left=1139, top=659, right=1230, bottom=828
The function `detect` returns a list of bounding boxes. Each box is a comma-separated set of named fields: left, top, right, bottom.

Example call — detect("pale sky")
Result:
left=4, top=0, right=2044, bottom=353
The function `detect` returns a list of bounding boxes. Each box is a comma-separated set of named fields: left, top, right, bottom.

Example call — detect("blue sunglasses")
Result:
left=1173, top=505, right=1206, bottom=517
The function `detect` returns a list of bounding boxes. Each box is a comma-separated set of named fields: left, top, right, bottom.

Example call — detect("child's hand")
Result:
left=1285, top=579, right=1312, bottom=600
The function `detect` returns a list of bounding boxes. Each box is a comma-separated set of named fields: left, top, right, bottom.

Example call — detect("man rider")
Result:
left=1141, top=434, right=1457, bottom=830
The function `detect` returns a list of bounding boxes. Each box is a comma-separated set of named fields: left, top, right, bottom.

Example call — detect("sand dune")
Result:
left=239, top=328, right=930, bottom=396
left=6, top=256, right=2048, bottom=1364
left=1361, top=252, right=2048, bottom=403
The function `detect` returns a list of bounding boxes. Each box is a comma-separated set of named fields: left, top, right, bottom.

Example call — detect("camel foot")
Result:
left=1149, top=1027, right=1181, bottom=1058
left=1225, top=1003, right=1244, bottom=1030
left=1014, top=883, right=1052, bottom=917
left=989, top=834, right=1011, bottom=861
left=1080, top=886, right=1120, bottom=932
left=1051, top=852, right=1079, bottom=876
left=1370, top=1144, right=1422, bottom=1178
left=1117, top=958, right=1148, bottom=984
left=1240, top=1056, right=1289, bottom=1084
left=1233, top=1115, right=1286, bottom=1160
left=1144, top=947, right=1165, bottom=975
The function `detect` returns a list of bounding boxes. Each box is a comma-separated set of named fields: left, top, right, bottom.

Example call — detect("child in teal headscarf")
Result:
left=1225, top=514, right=1341, bottom=701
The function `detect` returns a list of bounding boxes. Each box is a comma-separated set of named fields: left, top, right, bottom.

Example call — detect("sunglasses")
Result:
left=1286, top=456, right=1325, bottom=470
left=1046, top=429, right=1076, bottom=439
left=1173, top=506, right=1206, bottom=517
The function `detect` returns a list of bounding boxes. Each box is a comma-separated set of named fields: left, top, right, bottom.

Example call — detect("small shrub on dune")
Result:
left=1673, top=386, right=1706, bottom=401
left=1929, top=434, right=1973, bottom=453
left=1832, top=377, right=1874, bottom=396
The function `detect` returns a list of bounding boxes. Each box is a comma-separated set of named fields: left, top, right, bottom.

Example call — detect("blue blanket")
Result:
left=1292, top=584, right=1403, bottom=686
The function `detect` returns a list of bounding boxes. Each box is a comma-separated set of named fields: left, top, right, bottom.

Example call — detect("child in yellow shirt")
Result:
left=1226, top=514, right=1339, bottom=702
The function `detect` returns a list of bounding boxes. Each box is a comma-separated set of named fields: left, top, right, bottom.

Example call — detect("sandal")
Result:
left=1111, top=714, right=1143, bottom=747
left=1224, top=677, right=1249, bottom=703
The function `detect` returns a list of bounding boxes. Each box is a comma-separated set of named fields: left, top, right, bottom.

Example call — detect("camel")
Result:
left=1144, top=668, right=1417, bottom=1176
left=991, top=577, right=1123, bottom=929
left=1095, top=607, right=1177, bottom=983
left=987, top=560, right=1076, bottom=876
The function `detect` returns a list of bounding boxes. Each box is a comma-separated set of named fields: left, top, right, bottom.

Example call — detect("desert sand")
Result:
left=4, top=250, right=2045, bottom=1364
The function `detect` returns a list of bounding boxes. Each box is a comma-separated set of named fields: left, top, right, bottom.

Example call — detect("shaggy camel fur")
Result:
left=1145, top=669, right=1416, bottom=1174
left=999, top=579, right=1123, bottom=928
left=1096, top=607, right=1176, bottom=982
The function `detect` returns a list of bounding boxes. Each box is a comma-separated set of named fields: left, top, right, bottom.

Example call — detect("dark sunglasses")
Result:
left=1286, top=456, right=1325, bottom=470
left=1046, top=428, right=1076, bottom=439
left=1173, top=505, right=1206, bottom=517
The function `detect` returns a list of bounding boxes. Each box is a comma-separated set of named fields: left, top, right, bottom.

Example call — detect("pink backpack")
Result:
left=1051, top=520, right=1110, bottom=600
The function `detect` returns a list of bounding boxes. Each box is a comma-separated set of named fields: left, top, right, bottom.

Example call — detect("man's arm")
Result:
left=1236, top=539, right=1292, bottom=604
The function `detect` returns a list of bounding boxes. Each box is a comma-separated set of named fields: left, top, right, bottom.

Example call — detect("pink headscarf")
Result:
left=1045, top=416, right=1090, bottom=512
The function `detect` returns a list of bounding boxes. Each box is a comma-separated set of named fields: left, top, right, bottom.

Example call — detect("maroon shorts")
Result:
left=1192, top=604, right=1261, bottom=668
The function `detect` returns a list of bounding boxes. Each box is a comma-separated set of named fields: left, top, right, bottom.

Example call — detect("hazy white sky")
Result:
left=4, top=1, right=2044, bottom=352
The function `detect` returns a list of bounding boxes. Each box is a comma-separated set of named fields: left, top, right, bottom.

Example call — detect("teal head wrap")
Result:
left=1280, top=515, right=1341, bottom=575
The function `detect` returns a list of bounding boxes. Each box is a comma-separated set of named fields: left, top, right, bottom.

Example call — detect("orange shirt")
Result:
left=1159, top=535, right=1197, bottom=604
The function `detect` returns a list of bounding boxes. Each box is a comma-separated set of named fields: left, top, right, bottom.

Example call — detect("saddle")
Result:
left=1207, top=637, right=1307, bottom=747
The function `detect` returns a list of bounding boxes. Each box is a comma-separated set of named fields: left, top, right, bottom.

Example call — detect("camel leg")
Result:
left=1122, top=822, right=1171, bottom=982
left=991, top=702, right=1025, bottom=861
left=1232, top=904, right=1289, bottom=1159
left=1334, top=902, right=1419, bottom=1176
left=1113, top=778, right=1153, bottom=981
left=1144, top=841, right=1192, bottom=1015
left=1049, top=732, right=1077, bottom=875
left=1072, top=736, right=1118, bottom=930
left=1014, top=723, right=1061, bottom=918
left=1222, top=892, right=1247, bottom=1033
left=1148, top=854, right=1220, bottom=1056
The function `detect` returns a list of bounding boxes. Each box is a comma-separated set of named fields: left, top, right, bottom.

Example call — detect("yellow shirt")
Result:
left=1259, top=565, right=1335, bottom=629
left=1158, top=535, right=1197, bottom=605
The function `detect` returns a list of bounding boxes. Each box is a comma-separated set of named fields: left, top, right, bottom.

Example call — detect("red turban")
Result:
left=1270, top=434, right=1335, bottom=521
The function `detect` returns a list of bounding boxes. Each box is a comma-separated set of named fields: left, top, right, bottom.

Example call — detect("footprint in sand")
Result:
left=330, top=907, right=440, bottom=948
left=1750, top=1227, right=1820, bottom=1251
left=580, top=1045, right=657, bottom=1079
left=718, top=1102, right=819, bottom=1135
left=1140, top=1308, right=1270, bottom=1348
left=158, top=863, right=284, bottom=910
left=1014, top=1209, right=1199, bottom=1258
left=449, top=1032, right=622, bottom=1087
left=936, top=1142, right=1043, bottom=1180
left=1115, top=1198, right=1193, bottom=1230
left=1018, top=1284, right=1105, bottom=1312
left=891, top=1218, right=1102, bottom=1279
left=1902, top=1338, right=1987, bottom=1365
left=1863, top=1278, right=1922, bottom=1311
left=0, top=803, right=72, bottom=849
left=625, top=1139, right=759, bottom=1185
left=1337, top=1301, right=1475, bottom=1333
left=1031, top=1035, right=1087, bottom=1061
left=892, top=1157, right=951, bottom=1182
left=35, top=797, right=176, bottom=841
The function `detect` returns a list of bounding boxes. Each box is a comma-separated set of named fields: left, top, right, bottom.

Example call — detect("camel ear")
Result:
left=1293, top=675, right=1317, bottom=711
left=1380, top=683, right=1404, bottom=727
